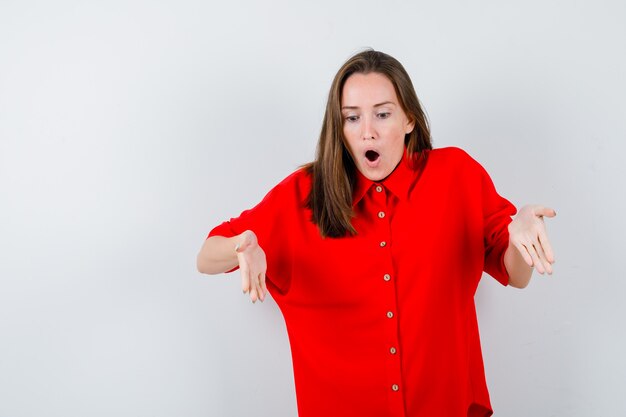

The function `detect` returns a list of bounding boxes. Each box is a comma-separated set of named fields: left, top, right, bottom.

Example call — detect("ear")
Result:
left=405, top=116, right=416, bottom=135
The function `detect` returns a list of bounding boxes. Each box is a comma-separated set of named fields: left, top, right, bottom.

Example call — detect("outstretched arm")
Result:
left=504, top=205, right=557, bottom=288
left=197, top=230, right=268, bottom=302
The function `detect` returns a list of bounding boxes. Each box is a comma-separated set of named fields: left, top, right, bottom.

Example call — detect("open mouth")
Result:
left=365, top=150, right=380, bottom=162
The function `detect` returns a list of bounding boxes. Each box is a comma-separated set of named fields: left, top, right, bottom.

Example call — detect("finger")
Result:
left=259, top=272, right=267, bottom=302
left=526, top=242, right=545, bottom=274
left=252, top=274, right=261, bottom=303
left=240, top=258, right=250, bottom=294
left=253, top=275, right=263, bottom=303
left=235, top=231, right=254, bottom=253
left=249, top=268, right=261, bottom=303
left=538, top=228, right=555, bottom=264
left=536, top=206, right=557, bottom=218
left=235, top=238, right=249, bottom=253
left=249, top=284, right=258, bottom=303
left=514, top=241, right=534, bottom=267
left=532, top=239, right=553, bottom=275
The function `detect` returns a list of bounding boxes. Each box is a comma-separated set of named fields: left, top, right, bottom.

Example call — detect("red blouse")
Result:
left=207, top=146, right=517, bottom=417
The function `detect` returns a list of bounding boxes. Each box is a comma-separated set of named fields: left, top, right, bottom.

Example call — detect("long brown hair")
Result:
left=305, top=49, right=432, bottom=238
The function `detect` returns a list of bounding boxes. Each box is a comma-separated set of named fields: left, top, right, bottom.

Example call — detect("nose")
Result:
left=362, top=115, right=376, bottom=141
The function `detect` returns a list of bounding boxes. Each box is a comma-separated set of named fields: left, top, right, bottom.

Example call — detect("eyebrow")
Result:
left=341, top=101, right=396, bottom=110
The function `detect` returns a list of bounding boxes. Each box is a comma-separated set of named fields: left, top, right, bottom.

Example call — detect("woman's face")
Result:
left=341, top=72, right=415, bottom=182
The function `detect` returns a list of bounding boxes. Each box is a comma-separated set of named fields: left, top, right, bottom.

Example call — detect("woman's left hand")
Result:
left=508, top=205, right=557, bottom=275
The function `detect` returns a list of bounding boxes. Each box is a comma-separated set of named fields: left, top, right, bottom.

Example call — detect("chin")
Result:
left=362, top=167, right=392, bottom=182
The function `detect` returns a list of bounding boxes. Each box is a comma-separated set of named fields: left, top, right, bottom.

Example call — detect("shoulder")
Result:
left=429, top=146, right=484, bottom=173
left=273, top=166, right=311, bottom=194
left=262, top=166, right=312, bottom=207
left=276, top=166, right=311, bottom=187
left=430, top=146, right=476, bottom=163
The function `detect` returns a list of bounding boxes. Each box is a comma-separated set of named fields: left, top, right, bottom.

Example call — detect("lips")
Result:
left=363, top=149, right=381, bottom=168
left=365, top=150, right=380, bottom=162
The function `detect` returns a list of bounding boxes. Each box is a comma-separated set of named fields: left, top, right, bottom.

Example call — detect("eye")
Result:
left=345, top=115, right=360, bottom=123
left=377, top=112, right=391, bottom=119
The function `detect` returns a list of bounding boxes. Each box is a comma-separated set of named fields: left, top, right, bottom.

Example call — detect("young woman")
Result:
left=197, top=50, right=556, bottom=417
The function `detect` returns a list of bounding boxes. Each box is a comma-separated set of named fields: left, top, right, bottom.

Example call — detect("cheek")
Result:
left=384, top=123, right=407, bottom=142
left=343, top=122, right=357, bottom=136
left=343, top=126, right=358, bottom=148
left=389, top=125, right=407, bottom=153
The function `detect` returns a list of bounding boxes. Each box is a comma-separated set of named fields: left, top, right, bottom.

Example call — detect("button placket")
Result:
left=372, top=184, right=404, bottom=407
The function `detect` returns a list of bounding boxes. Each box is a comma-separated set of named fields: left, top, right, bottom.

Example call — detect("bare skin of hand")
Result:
left=235, top=230, right=267, bottom=303
left=508, top=205, right=556, bottom=274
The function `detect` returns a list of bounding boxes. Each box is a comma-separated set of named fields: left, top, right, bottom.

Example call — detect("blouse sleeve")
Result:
left=477, top=161, right=518, bottom=286
left=206, top=175, right=296, bottom=295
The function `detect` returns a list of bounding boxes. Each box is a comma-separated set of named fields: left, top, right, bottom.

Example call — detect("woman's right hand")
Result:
left=235, top=230, right=267, bottom=303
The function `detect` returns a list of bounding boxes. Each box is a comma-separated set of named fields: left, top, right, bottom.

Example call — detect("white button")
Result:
left=392, top=384, right=399, bottom=391
left=386, top=311, right=394, bottom=319
left=380, top=241, right=386, bottom=247
left=378, top=211, right=385, bottom=218
left=390, top=347, right=397, bottom=354
left=383, top=274, right=391, bottom=281
left=375, top=185, right=383, bottom=192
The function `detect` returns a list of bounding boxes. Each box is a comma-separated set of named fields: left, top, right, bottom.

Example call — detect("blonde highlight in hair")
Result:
left=305, top=49, right=432, bottom=238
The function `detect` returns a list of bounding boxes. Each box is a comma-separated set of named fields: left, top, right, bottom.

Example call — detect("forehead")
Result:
left=341, top=72, right=398, bottom=106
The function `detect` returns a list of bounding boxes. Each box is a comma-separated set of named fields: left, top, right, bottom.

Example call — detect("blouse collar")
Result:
left=352, top=148, right=430, bottom=206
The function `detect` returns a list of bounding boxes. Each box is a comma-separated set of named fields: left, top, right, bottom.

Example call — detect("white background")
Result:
left=1, top=1, right=624, bottom=416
